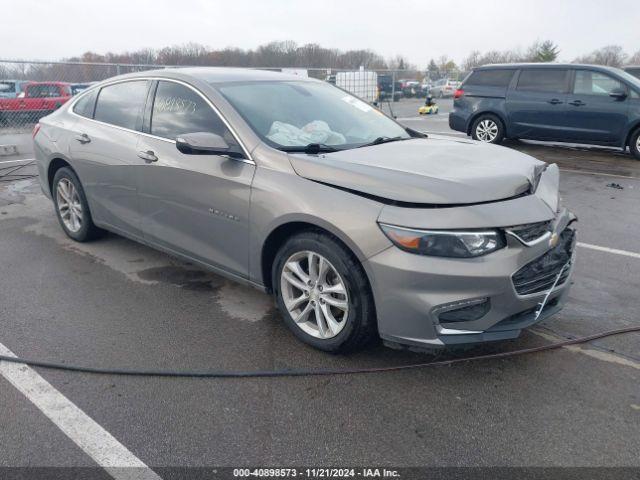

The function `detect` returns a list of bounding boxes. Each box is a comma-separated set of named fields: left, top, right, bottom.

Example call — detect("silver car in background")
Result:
left=430, top=78, right=461, bottom=98
left=34, top=68, right=576, bottom=353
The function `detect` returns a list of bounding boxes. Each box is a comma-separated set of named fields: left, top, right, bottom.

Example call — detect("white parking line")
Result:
left=0, top=343, right=162, bottom=480
left=578, top=242, right=640, bottom=259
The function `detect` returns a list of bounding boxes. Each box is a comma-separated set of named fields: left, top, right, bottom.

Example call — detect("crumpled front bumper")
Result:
left=365, top=207, right=576, bottom=350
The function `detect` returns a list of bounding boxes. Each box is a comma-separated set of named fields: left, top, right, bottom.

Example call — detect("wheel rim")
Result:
left=280, top=251, right=349, bottom=339
left=56, top=178, right=83, bottom=233
left=636, top=135, right=640, bottom=152
left=476, top=119, right=499, bottom=142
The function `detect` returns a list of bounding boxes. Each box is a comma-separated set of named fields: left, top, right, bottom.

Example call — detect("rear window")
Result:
left=465, top=69, right=514, bottom=87
left=517, top=69, right=569, bottom=93
left=73, top=89, right=98, bottom=118
left=27, top=84, right=62, bottom=98
left=94, top=81, right=148, bottom=131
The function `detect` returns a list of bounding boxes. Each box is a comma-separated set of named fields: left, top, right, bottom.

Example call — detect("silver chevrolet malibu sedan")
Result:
left=34, top=68, right=576, bottom=353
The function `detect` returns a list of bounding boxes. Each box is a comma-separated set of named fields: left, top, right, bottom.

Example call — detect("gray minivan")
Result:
left=449, top=63, right=640, bottom=159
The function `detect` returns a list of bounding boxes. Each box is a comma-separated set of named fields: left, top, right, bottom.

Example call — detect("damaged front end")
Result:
left=363, top=164, right=577, bottom=351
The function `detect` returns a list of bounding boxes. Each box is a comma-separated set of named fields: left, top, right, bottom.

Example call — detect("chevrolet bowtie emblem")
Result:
left=549, top=232, right=559, bottom=248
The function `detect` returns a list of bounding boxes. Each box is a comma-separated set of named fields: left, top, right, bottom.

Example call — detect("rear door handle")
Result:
left=137, top=150, right=158, bottom=163
left=548, top=99, right=563, bottom=105
left=569, top=100, right=586, bottom=107
left=74, top=133, right=91, bottom=144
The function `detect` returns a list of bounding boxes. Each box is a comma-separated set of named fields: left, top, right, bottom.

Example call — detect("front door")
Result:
left=563, top=69, right=630, bottom=144
left=506, top=68, right=570, bottom=140
left=136, top=80, right=255, bottom=278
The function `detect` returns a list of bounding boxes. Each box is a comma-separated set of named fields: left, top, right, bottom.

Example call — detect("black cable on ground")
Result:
left=0, top=160, right=37, bottom=182
left=0, top=326, right=638, bottom=378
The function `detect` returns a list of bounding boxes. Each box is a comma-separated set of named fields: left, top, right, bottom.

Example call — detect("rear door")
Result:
left=506, top=68, right=570, bottom=140
left=563, top=69, right=629, bottom=143
left=136, top=80, right=255, bottom=277
left=69, top=80, right=150, bottom=238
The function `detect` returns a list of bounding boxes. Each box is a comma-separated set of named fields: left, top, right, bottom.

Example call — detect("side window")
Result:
left=517, top=69, right=568, bottom=93
left=150, top=81, right=238, bottom=146
left=631, top=90, right=639, bottom=99
left=465, top=69, right=514, bottom=87
left=94, top=81, right=148, bottom=131
left=72, top=89, right=98, bottom=118
left=574, top=70, right=623, bottom=96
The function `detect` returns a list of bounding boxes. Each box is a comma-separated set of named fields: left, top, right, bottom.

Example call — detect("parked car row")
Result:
left=0, top=81, right=95, bottom=125
left=450, top=63, right=640, bottom=159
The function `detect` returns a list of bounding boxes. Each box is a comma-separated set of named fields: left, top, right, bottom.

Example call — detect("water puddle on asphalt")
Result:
left=1, top=181, right=274, bottom=323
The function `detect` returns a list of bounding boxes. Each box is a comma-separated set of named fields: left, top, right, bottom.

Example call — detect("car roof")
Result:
left=25, top=81, right=72, bottom=86
left=113, top=67, right=317, bottom=84
left=474, top=63, right=625, bottom=74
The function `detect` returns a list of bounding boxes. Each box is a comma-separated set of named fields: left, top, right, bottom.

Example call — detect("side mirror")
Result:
left=176, top=132, right=243, bottom=158
left=609, top=88, right=627, bottom=100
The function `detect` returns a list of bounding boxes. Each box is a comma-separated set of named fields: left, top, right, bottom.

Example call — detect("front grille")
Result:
left=512, top=228, right=575, bottom=295
left=507, top=221, right=552, bottom=243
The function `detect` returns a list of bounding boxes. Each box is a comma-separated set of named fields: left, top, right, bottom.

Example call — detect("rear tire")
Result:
left=272, top=231, right=377, bottom=353
left=52, top=167, right=104, bottom=242
left=630, top=128, right=640, bottom=160
left=471, top=114, right=505, bottom=144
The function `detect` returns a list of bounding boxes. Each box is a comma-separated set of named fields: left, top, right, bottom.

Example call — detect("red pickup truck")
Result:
left=0, top=81, right=72, bottom=125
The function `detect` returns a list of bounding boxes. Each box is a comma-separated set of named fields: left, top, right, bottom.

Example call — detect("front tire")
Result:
left=630, top=128, right=640, bottom=160
left=471, top=114, right=505, bottom=144
left=52, top=167, right=104, bottom=242
left=272, top=231, right=376, bottom=353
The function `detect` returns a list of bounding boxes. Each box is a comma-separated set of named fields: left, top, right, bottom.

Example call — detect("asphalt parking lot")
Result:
left=1, top=106, right=639, bottom=477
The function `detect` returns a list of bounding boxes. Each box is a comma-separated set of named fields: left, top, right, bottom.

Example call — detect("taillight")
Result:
left=32, top=123, right=41, bottom=139
left=454, top=89, right=464, bottom=99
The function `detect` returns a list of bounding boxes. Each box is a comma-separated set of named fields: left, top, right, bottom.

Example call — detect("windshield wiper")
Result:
left=280, top=143, right=340, bottom=154
left=357, top=136, right=408, bottom=149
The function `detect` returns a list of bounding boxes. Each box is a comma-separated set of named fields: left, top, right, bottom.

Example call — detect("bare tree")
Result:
left=387, top=55, right=416, bottom=71
left=627, top=50, right=640, bottom=65
left=574, top=45, right=628, bottom=67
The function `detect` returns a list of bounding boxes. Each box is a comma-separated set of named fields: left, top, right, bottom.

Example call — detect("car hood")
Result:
left=288, top=137, right=546, bottom=205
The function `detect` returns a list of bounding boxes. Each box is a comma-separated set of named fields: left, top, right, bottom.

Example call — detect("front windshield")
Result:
left=217, top=81, right=410, bottom=149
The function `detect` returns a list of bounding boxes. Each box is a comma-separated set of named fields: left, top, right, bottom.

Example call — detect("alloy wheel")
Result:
left=280, top=250, right=349, bottom=339
left=475, top=119, right=499, bottom=142
left=56, top=178, right=83, bottom=233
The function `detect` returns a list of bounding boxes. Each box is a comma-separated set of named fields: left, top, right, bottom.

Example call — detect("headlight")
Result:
left=379, top=224, right=505, bottom=258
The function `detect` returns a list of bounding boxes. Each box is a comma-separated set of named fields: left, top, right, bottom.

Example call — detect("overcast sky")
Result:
left=3, top=0, right=637, bottom=67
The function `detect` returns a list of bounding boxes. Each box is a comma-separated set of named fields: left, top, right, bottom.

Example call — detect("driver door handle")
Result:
left=569, top=100, right=586, bottom=107
left=547, top=98, right=563, bottom=105
left=137, top=150, right=158, bottom=163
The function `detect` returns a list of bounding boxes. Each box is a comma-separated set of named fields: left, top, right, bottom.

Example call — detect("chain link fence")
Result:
left=0, top=60, right=462, bottom=136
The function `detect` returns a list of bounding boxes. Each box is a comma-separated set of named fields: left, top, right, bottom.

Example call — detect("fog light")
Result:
left=438, top=298, right=490, bottom=323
